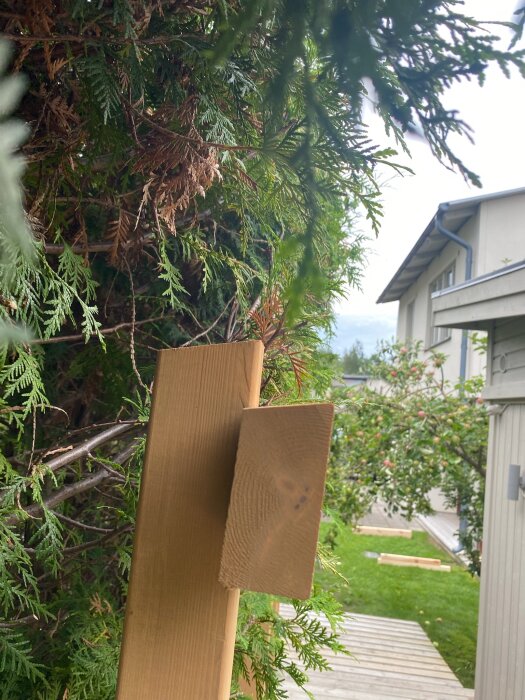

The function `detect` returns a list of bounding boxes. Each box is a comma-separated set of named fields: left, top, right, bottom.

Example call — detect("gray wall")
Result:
left=396, top=212, right=484, bottom=385
left=475, top=405, right=525, bottom=700
left=491, top=319, right=525, bottom=388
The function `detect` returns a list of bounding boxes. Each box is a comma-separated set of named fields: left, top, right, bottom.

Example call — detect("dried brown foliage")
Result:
left=250, top=292, right=310, bottom=394
left=132, top=98, right=221, bottom=235
left=2, top=0, right=223, bottom=267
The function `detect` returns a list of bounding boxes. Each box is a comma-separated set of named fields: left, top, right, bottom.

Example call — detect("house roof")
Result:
left=376, top=186, right=525, bottom=304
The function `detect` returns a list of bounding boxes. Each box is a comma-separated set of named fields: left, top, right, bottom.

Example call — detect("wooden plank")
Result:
left=355, top=525, right=412, bottom=538
left=285, top=680, right=474, bottom=699
left=379, top=553, right=441, bottom=566
left=116, top=341, right=264, bottom=700
left=378, top=556, right=450, bottom=572
left=323, top=650, right=454, bottom=672
left=279, top=604, right=474, bottom=700
left=220, top=403, right=334, bottom=599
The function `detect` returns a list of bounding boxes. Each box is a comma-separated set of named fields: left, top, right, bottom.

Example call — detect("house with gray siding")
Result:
left=432, top=260, right=525, bottom=700
left=377, top=186, right=525, bottom=385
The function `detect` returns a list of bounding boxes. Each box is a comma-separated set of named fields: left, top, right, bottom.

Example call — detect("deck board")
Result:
left=280, top=604, right=474, bottom=700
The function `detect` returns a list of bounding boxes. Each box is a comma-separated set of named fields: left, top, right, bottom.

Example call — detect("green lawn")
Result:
left=316, top=526, right=480, bottom=688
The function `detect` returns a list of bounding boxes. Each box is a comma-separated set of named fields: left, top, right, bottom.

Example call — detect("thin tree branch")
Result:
left=0, top=615, right=39, bottom=629
left=39, top=422, right=139, bottom=474
left=43, top=210, right=212, bottom=255
left=87, top=452, right=137, bottom=486
left=128, top=102, right=257, bottom=153
left=43, top=233, right=156, bottom=255
left=60, top=419, right=138, bottom=439
left=180, top=297, right=235, bottom=347
left=31, top=314, right=173, bottom=346
left=125, top=258, right=149, bottom=391
left=7, top=470, right=110, bottom=526
left=224, top=299, right=239, bottom=342
left=52, top=511, right=114, bottom=534
left=0, top=32, right=203, bottom=46
left=24, top=525, right=132, bottom=556
left=6, top=442, right=139, bottom=526
left=60, top=524, right=133, bottom=556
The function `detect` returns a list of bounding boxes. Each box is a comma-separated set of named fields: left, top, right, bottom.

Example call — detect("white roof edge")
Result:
left=377, top=186, right=525, bottom=304
left=440, top=185, right=525, bottom=212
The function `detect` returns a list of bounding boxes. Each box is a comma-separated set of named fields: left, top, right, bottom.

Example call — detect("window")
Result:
left=428, top=264, right=455, bottom=346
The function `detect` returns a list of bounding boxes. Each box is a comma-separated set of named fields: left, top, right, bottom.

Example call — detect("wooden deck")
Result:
left=280, top=604, right=474, bottom=700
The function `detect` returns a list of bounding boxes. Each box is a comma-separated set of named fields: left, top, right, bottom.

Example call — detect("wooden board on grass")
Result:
left=220, top=403, right=334, bottom=600
left=378, top=553, right=451, bottom=572
left=117, top=341, right=264, bottom=700
left=355, top=525, right=412, bottom=538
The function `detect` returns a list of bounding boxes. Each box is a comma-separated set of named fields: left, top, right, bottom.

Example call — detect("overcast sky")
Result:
left=331, top=0, right=525, bottom=356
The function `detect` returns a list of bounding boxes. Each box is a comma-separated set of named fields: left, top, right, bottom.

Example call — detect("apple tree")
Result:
left=327, top=341, right=488, bottom=573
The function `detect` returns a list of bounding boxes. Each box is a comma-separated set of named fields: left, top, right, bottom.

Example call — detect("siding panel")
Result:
left=491, top=320, right=525, bottom=385
left=476, top=405, right=525, bottom=700
left=513, top=405, right=525, bottom=699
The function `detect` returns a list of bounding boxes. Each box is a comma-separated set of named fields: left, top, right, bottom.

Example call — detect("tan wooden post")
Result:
left=117, top=341, right=264, bottom=700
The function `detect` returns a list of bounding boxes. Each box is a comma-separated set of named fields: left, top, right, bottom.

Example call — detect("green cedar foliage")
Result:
left=0, top=1, right=520, bottom=696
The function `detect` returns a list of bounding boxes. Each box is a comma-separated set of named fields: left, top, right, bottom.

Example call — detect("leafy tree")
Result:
left=341, top=340, right=370, bottom=375
left=0, top=1, right=520, bottom=696
left=327, top=341, right=488, bottom=574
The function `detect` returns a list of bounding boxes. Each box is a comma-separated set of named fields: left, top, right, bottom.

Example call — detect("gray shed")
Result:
left=432, top=259, right=525, bottom=700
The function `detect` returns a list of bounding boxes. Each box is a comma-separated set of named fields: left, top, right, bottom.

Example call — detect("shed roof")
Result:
left=377, top=186, right=525, bottom=304
left=432, top=258, right=525, bottom=330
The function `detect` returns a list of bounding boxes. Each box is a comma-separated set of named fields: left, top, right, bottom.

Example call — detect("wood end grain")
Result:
left=220, top=403, right=334, bottom=600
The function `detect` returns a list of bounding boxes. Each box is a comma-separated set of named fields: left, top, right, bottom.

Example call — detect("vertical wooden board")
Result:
left=117, top=341, right=264, bottom=700
left=220, top=403, right=334, bottom=600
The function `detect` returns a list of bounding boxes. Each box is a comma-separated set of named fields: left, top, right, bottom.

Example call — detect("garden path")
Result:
left=280, top=603, right=474, bottom=699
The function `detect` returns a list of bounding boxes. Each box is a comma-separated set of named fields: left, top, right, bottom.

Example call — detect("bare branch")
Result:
left=24, top=525, right=132, bottom=556
left=60, top=524, right=133, bottom=556
left=224, top=299, right=239, bottom=342
left=181, top=297, right=235, bottom=347
left=0, top=32, right=203, bottom=46
left=42, top=210, right=212, bottom=255
left=52, top=511, right=114, bottom=534
left=127, top=101, right=257, bottom=153
left=87, top=452, right=137, bottom=485
left=125, top=258, right=149, bottom=392
left=7, top=469, right=110, bottom=526
left=0, top=615, right=39, bottom=629
left=31, top=314, right=174, bottom=346
left=6, top=441, right=140, bottom=526
left=42, top=423, right=141, bottom=474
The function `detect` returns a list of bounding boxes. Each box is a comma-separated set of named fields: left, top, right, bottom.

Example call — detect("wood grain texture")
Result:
left=378, top=553, right=441, bottom=566
left=355, top=526, right=412, bottom=538
left=377, top=554, right=450, bottom=572
left=280, top=604, right=474, bottom=699
left=116, top=341, right=264, bottom=700
left=220, top=403, right=334, bottom=599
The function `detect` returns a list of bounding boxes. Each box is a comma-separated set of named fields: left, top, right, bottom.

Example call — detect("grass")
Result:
left=316, top=526, right=480, bottom=688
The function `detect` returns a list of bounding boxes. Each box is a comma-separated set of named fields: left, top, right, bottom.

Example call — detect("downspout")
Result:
left=435, top=203, right=473, bottom=382
left=435, top=203, right=473, bottom=551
